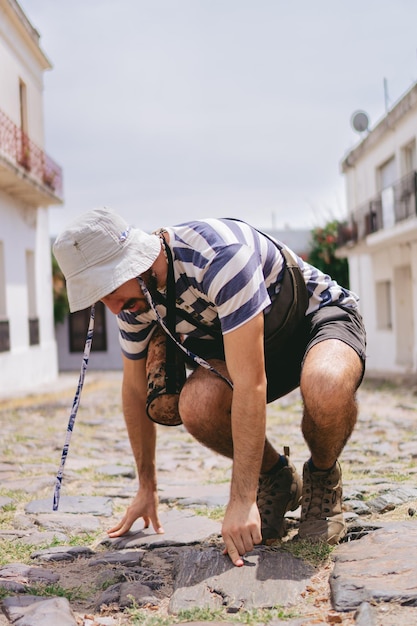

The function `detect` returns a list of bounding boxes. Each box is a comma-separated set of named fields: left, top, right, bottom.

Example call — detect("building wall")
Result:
left=0, top=1, right=47, bottom=143
left=341, top=86, right=417, bottom=376
left=55, top=310, right=122, bottom=372
left=0, top=1, right=61, bottom=395
left=361, top=242, right=409, bottom=373
left=347, top=230, right=417, bottom=377
left=0, top=195, right=58, bottom=392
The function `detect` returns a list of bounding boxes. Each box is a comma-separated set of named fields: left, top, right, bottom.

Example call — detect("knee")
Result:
left=301, top=363, right=340, bottom=415
left=177, top=377, right=217, bottom=430
left=301, top=369, right=357, bottom=418
left=301, top=341, right=362, bottom=398
left=301, top=367, right=357, bottom=429
left=178, top=366, right=232, bottom=435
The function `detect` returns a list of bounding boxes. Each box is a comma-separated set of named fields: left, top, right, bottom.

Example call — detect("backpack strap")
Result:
left=264, top=245, right=309, bottom=341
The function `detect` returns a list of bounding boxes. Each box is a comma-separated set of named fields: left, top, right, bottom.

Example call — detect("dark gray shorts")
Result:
left=265, top=304, right=367, bottom=402
left=184, top=304, right=367, bottom=403
left=304, top=305, right=366, bottom=364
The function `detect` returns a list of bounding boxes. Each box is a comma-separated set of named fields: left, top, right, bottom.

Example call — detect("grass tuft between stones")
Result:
left=0, top=531, right=103, bottom=566
left=24, top=582, right=87, bottom=602
left=280, top=538, right=334, bottom=567
left=125, top=602, right=299, bottom=625
left=193, top=505, right=226, bottom=521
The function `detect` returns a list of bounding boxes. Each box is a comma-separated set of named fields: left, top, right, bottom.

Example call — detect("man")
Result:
left=53, top=207, right=366, bottom=567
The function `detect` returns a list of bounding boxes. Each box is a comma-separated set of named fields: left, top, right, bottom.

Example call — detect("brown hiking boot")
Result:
left=298, top=460, right=346, bottom=545
left=257, top=447, right=302, bottom=542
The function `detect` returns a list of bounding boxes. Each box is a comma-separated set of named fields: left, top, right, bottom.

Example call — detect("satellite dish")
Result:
left=351, top=110, right=370, bottom=133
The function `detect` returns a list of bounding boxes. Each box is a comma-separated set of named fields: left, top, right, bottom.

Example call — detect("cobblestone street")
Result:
left=1, top=371, right=417, bottom=625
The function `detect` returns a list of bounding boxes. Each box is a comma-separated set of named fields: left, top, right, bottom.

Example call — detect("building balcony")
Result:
left=338, top=170, right=417, bottom=246
left=0, top=107, right=63, bottom=206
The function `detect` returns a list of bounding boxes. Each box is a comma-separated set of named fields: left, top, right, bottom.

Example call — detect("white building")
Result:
left=0, top=0, right=63, bottom=394
left=339, top=82, right=417, bottom=376
left=55, top=304, right=122, bottom=372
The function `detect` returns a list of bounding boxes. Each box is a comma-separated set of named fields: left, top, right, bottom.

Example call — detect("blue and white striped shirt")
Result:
left=117, top=218, right=358, bottom=359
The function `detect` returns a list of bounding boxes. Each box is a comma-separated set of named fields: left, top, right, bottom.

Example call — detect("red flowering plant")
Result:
left=307, top=220, right=349, bottom=288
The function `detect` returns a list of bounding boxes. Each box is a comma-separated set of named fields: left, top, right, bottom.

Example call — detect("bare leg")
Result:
left=181, top=360, right=304, bottom=542
left=300, top=339, right=362, bottom=468
left=178, top=360, right=279, bottom=472
left=298, top=338, right=363, bottom=544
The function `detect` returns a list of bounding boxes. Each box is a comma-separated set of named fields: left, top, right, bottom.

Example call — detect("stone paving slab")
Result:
left=2, top=478, right=54, bottom=494
left=13, top=530, right=69, bottom=546
left=31, top=546, right=95, bottom=563
left=25, top=495, right=112, bottom=517
left=169, top=545, right=315, bottom=613
left=2, top=596, right=78, bottom=626
left=355, top=604, right=417, bottom=626
left=0, top=563, right=61, bottom=597
left=330, top=521, right=417, bottom=611
left=31, top=512, right=101, bottom=533
left=158, top=481, right=229, bottom=507
left=103, top=508, right=221, bottom=549
left=96, top=464, right=136, bottom=478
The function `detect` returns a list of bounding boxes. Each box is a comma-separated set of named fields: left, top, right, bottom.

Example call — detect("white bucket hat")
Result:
left=53, top=207, right=161, bottom=312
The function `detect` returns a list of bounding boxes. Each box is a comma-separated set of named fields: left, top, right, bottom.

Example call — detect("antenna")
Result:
left=383, top=77, right=390, bottom=112
left=351, top=110, right=370, bottom=134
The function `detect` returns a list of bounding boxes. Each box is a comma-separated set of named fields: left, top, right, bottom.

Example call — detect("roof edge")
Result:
left=1, top=0, right=52, bottom=70
left=341, top=81, right=417, bottom=172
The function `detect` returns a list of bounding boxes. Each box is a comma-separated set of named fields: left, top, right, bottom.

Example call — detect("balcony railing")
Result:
left=393, top=170, right=417, bottom=222
left=338, top=170, right=417, bottom=246
left=0, top=107, right=63, bottom=198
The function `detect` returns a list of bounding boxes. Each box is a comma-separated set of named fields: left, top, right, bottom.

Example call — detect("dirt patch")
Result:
left=29, top=546, right=177, bottom=622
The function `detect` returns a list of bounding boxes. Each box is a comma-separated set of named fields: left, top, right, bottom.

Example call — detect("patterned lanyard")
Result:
left=137, top=276, right=233, bottom=390
left=52, top=304, right=95, bottom=511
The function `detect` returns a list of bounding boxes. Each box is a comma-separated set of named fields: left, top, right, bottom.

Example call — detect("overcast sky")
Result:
left=19, top=0, right=417, bottom=236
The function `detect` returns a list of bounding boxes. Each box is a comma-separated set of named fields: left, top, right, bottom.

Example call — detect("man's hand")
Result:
left=221, top=499, right=262, bottom=566
left=112, top=356, right=163, bottom=538
left=107, top=488, right=164, bottom=538
left=221, top=313, right=266, bottom=566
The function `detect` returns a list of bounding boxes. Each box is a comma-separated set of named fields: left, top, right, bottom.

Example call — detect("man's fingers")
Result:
left=107, top=523, right=130, bottom=538
left=252, top=527, right=262, bottom=546
left=222, top=532, right=249, bottom=567
left=149, top=513, right=164, bottom=534
left=145, top=516, right=164, bottom=534
left=107, top=515, right=135, bottom=537
left=223, top=544, right=244, bottom=567
left=107, top=514, right=134, bottom=537
left=108, top=514, right=164, bottom=539
left=222, top=523, right=263, bottom=567
left=107, top=517, right=128, bottom=535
